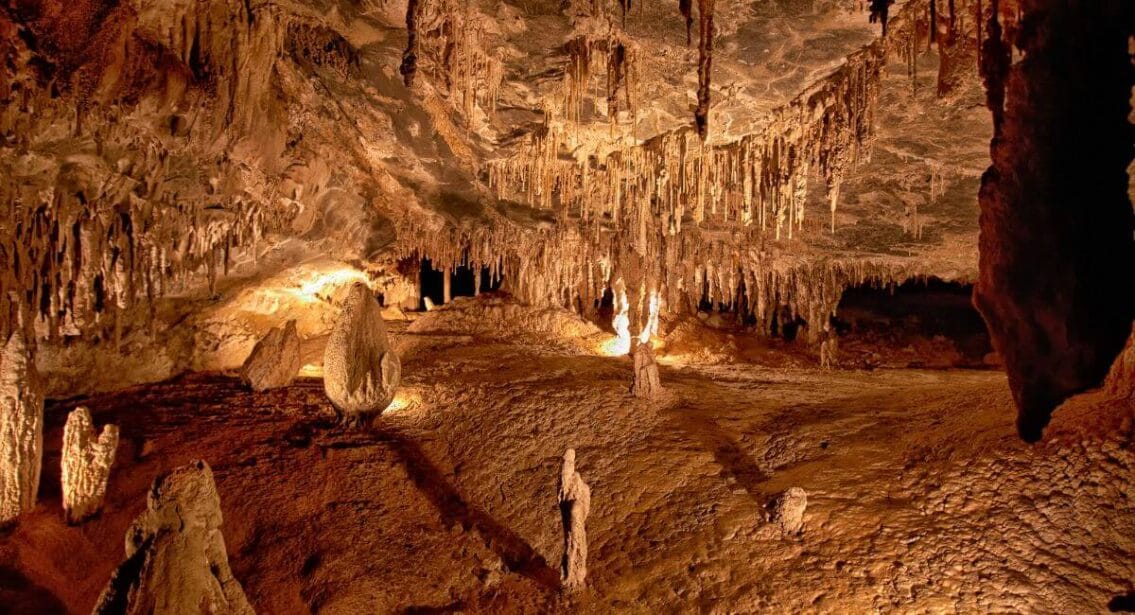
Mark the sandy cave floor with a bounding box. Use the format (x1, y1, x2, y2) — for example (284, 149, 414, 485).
(2, 318, 1134, 614)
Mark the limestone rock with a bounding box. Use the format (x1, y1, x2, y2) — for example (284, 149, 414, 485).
(1103, 323, 1135, 399)
(323, 283, 401, 421)
(240, 320, 301, 391)
(61, 406, 119, 524)
(558, 448, 591, 592)
(769, 487, 808, 535)
(630, 340, 663, 399)
(92, 460, 253, 615)
(0, 331, 44, 525)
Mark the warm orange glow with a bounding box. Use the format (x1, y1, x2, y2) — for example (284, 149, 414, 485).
(299, 363, 323, 377)
(383, 390, 422, 414)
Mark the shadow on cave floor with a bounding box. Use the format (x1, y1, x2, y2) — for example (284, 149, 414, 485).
(0, 565, 68, 615)
(372, 425, 561, 592)
(1110, 592, 1135, 612)
(660, 400, 771, 508)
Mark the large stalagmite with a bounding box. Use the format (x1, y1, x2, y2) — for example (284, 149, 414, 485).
(974, 0, 1135, 441)
(92, 460, 253, 615)
(61, 407, 119, 524)
(240, 320, 302, 391)
(323, 283, 402, 422)
(0, 331, 44, 525)
(558, 448, 591, 592)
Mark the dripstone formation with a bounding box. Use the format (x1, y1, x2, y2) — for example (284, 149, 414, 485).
(240, 319, 302, 391)
(92, 460, 253, 615)
(323, 283, 402, 422)
(631, 340, 663, 399)
(61, 407, 119, 524)
(558, 448, 591, 592)
(0, 331, 43, 525)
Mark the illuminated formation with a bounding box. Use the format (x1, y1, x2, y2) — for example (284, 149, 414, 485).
(630, 340, 663, 400)
(61, 407, 119, 524)
(559, 448, 591, 592)
(240, 320, 302, 392)
(323, 283, 402, 423)
(92, 460, 253, 615)
(0, 331, 43, 525)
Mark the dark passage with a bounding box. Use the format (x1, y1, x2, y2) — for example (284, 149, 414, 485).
(419, 257, 502, 310)
(832, 278, 994, 369)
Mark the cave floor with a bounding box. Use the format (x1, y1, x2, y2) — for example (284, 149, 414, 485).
(3, 326, 1134, 614)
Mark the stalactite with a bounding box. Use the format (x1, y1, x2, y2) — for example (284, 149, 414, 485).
(978, 0, 1009, 135)
(679, 0, 694, 46)
(695, 0, 715, 140)
(401, 0, 421, 87)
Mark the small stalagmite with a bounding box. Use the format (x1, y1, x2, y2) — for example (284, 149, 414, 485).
(61, 407, 119, 524)
(631, 340, 663, 399)
(240, 319, 302, 391)
(92, 460, 254, 615)
(323, 283, 402, 423)
(0, 330, 44, 525)
(769, 487, 808, 535)
(558, 448, 591, 592)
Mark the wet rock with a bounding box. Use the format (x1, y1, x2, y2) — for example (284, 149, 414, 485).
(630, 340, 663, 399)
(323, 283, 401, 422)
(558, 448, 591, 592)
(240, 319, 301, 391)
(0, 331, 44, 525)
(92, 460, 253, 615)
(770, 487, 807, 535)
(61, 407, 119, 524)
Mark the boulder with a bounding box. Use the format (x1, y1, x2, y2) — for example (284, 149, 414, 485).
(240, 319, 301, 391)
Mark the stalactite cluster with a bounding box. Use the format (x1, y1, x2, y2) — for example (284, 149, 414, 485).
(0, 1, 368, 342)
(398, 218, 947, 343)
(562, 32, 639, 126)
(491, 36, 887, 240)
(415, 0, 972, 343)
(398, 0, 504, 123)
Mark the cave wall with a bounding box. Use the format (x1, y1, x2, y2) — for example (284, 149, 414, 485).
(975, 0, 1135, 441)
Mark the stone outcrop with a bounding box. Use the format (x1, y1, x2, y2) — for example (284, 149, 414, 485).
(558, 448, 591, 592)
(323, 283, 402, 422)
(61, 407, 119, 524)
(975, 0, 1135, 441)
(630, 340, 663, 399)
(769, 487, 808, 535)
(0, 331, 44, 525)
(92, 460, 253, 615)
(240, 320, 302, 391)
(1103, 324, 1135, 399)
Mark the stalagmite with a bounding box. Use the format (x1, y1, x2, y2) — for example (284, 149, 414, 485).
(630, 340, 663, 399)
(558, 448, 591, 592)
(0, 331, 43, 525)
(240, 320, 302, 391)
(323, 283, 402, 423)
(61, 407, 119, 524)
(92, 460, 254, 615)
(819, 336, 839, 369)
(769, 487, 807, 535)
(443, 267, 453, 304)
(1103, 324, 1135, 399)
